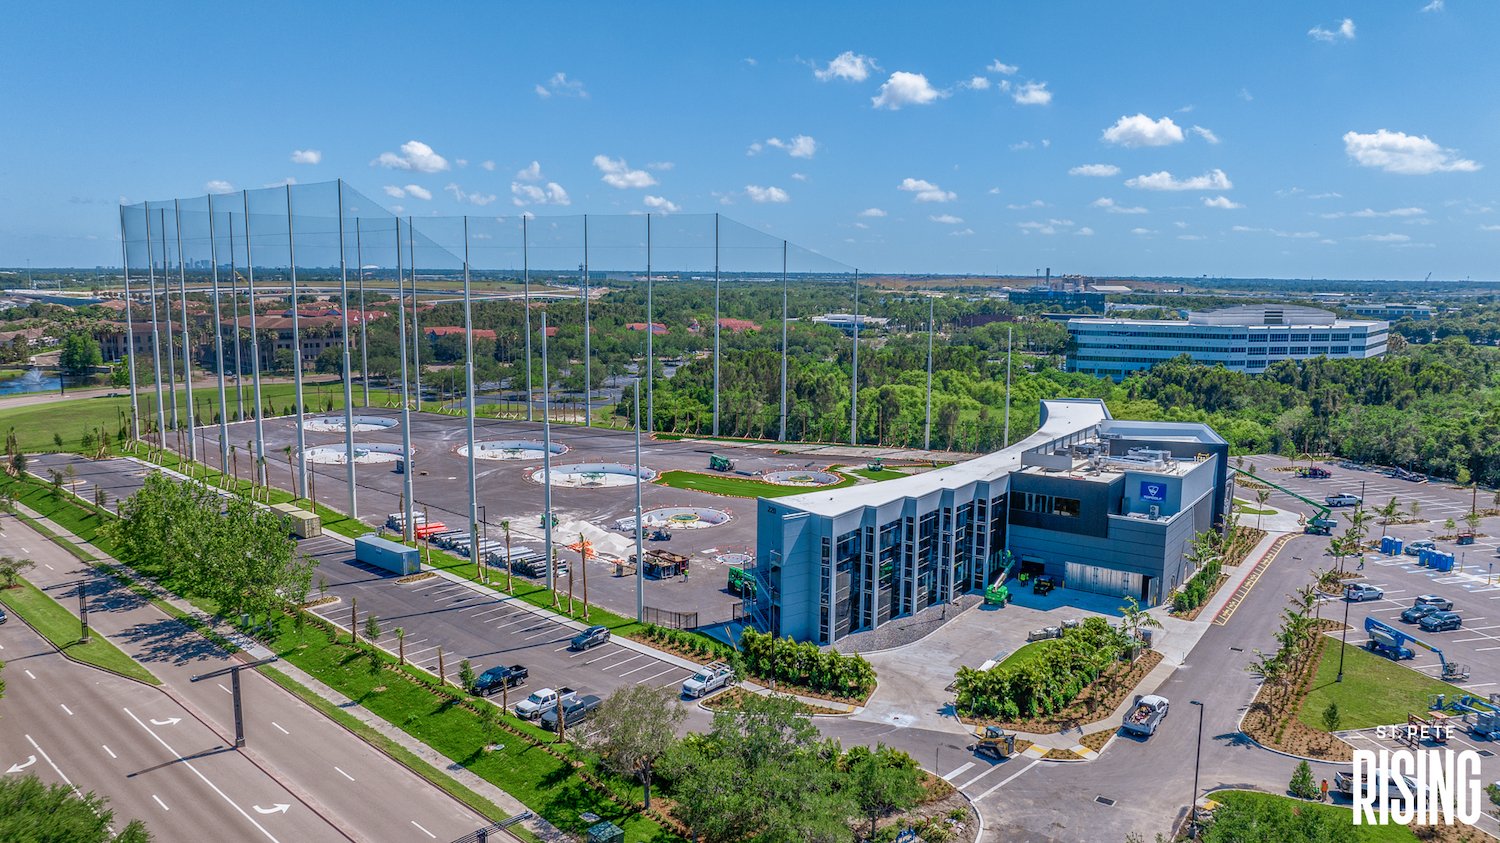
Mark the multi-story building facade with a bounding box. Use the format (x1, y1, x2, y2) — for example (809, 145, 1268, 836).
(750, 399, 1230, 644)
(1067, 304, 1387, 380)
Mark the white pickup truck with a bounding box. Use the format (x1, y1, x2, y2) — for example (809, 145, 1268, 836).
(681, 662, 734, 698)
(1123, 694, 1169, 737)
(514, 687, 576, 721)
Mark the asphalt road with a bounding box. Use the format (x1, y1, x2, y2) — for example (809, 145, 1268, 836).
(0, 514, 491, 843)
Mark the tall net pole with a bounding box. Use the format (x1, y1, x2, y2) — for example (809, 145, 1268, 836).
(143, 203, 166, 445)
(117, 205, 140, 442)
(355, 217, 369, 408)
(779, 240, 788, 442)
(336, 180, 358, 518)
(395, 219, 415, 541)
(645, 214, 653, 434)
(227, 212, 244, 419)
(634, 379, 644, 622)
(850, 268, 859, 446)
(541, 310, 555, 595)
(408, 218, 420, 413)
(523, 215, 532, 423)
(161, 209, 178, 433)
(712, 213, 720, 437)
(286, 186, 308, 500)
(242, 191, 267, 484)
(174, 200, 196, 463)
(582, 215, 591, 427)
(925, 296, 934, 451)
(462, 216, 480, 569)
(207, 193, 230, 471)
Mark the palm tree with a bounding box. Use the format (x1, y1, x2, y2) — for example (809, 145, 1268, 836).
(1409, 500, 1422, 522)
(283, 445, 298, 500)
(1255, 489, 1271, 532)
(1377, 497, 1400, 535)
(1119, 596, 1161, 658)
(500, 519, 513, 593)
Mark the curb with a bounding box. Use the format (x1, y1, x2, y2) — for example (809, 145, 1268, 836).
(0, 584, 160, 689)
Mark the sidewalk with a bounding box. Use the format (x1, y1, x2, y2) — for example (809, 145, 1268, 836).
(10, 502, 559, 843)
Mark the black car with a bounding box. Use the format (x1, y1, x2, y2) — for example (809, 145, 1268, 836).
(570, 625, 611, 651)
(471, 664, 528, 696)
(540, 694, 602, 732)
(1033, 576, 1057, 596)
(1419, 611, 1463, 633)
(1400, 604, 1439, 624)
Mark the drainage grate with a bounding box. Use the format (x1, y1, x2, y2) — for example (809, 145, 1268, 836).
(1230, 646, 1244, 652)
(1095, 796, 1116, 807)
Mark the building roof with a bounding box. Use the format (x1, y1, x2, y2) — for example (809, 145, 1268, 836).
(718, 317, 759, 332)
(769, 398, 1113, 518)
(626, 322, 668, 335)
(426, 326, 497, 340)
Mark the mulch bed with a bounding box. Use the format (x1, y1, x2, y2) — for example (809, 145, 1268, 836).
(960, 650, 1164, 734)
(700, 686, 845, 716)
(1080, 728, 1116, 752)
(1172, 574, 1230, 622)
(1043, 747, 1084, 761)
(1241, 634, 1353, 762)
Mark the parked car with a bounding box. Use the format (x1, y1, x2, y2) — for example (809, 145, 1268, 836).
(514, 687, 576, 721)
(0, 606, 6, 625)
(1400, 604, 1440, 624)
(1405, 540, 1437, 557)
(1419, 611, 1463, 633)
(540, 694, 603, 732)
(471, 664, 528, 696)
(1413, 594, 1453, 611)
(1345, 583, 1384, 602)
(1032, 575, 1058, 596)
(681, 662, 735, 698)
(1325, 494, 1363, 507)
(570, 625, 611, 651)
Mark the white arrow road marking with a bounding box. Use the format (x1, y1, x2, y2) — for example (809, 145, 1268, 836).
(6, 755, 37, 774)
(24, 736, 79, 797)
(123, 707, 281, 843)
(148, 717, 181, 726)
(253, 804, 291, 815)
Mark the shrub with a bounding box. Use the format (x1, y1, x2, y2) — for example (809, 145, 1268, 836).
(1289, 760, 1320, 800)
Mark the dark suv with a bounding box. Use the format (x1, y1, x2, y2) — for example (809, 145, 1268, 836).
(1400, 604, 1439, 624)
(1419, 611, 1463, 633)
(570, 625, 611, 651)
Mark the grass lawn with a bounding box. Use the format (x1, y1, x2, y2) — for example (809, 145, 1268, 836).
(847, 466, 908, 482)
(0, 575, 160, 685)
(1207, 791, 1419, 842)
(1298, 635, 1464, 731)
(997, 640, 1056, 670)
(654, 468, 857, 499)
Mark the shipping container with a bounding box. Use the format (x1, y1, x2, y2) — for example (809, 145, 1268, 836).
(356, 535, 421, 576)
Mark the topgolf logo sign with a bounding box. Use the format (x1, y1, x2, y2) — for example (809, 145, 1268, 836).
(1351, 749, 1483, 825)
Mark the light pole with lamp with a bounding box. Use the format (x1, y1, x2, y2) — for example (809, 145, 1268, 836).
(1337, 593, 1352, 682)
(1189, 699, 1205, 839)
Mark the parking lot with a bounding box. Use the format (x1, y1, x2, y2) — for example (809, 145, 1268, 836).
(1242, 455, 1500, 690)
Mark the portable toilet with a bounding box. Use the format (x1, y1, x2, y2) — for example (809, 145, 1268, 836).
(1438, 553, 1455, 573)
(1419, 548, 1432, 568)
(1392, 538, 1404, 556)
(394, 458, 406, 474)
(1380, 537, 1392, 555)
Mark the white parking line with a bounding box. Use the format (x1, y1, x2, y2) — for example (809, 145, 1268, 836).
(102, 744, 116, 759)
(522, 627, 558, 641)
(153, 794, 169, 811)
(59, 703, 73, 716)
(335, 766, 355, 782)
(943, 761, 976, 781)
(411, 820, 436, 839)
(599, 654, 646, 672)
(272, 722, 289, 735)
(620, 661, 660, 678)
(636, 667, 678, 685)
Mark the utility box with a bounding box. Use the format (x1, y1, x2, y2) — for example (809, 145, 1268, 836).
(270, 503, 322, 539)
(586, 821, 624, 843)
(356, 534, 421, 576)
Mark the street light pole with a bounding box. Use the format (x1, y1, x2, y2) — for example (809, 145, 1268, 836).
(1189, 699, 1204, 839)
(1337, 594, 1351, 682)
(77, 580, 89, 643)
(190, 656, 278, 748)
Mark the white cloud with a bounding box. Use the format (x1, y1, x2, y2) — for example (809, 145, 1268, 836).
(405, 184, 432, 201)
(962, 76, 991, 91)
(373, 140, 450, 173)
(1202, 196, 1242, 209)
(1178, 234, 1206, 241)
(1189, 125, 1221, 144)
(1012, 81, 1052, 106)
(510, 181, 570, 207)
(1130, 227, 1156, 235)
(481, 160, 496, 171)
(815, 51, 877, 82)
(1480, 224, 1500, 232)
(746, 142, 763, 156)
(1007, 199, 1046, 210)
(263, 177, 297, 188)
(205, 180, 234, 194)
(1174, 221, 1190, 229)
(1308, 191, 1341, 199)
(745, 185, 790, 203)
(858, 207, 887, 218)
(383, 185, 406, 198)
(950, 228, 975, 237)
(1070, 164, 1120, 177)
(1239, 87, 1254, 102)
(444, 184, 498, 206)
(593, 155, 657, 188)
(1309, 18, 1356, 42)
(765, 135, 818, 158)
(1018, 221, 1062, 235)
(872, 72, 945, 110)
(1009, 141, 1035, 152)
(1075, 227, 1095, 236)
(1358, 233, 1411, 242)
(1423, 0, 1444, 11)
(290, 149, 322, 165)
(1092, 197, 1148, 214)
(515, 161, 543, 182)
(1321, 207, 1426, 219)
(1102, 114, 1185, 147)
(647, 161, 674, 171)
(1126, 168, 1233, 191)
(535, 72, 587, 98)
(456, 159, 468, 168)
(929, 214, 964, 224)
(987, 59, 1018, 75)
(987, 187, 1002, 194)
(1343, 129, 1481, 174)
(898, 177, 956, 203)
(791, 172, 808, 181)
(643, 195, 680, 214)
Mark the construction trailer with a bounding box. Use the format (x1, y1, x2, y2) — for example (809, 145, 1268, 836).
(630, 549, 690, 579)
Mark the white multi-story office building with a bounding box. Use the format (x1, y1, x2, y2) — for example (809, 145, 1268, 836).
(1067, 304, 1388, 380)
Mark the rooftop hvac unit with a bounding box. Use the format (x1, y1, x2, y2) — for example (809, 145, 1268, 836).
(1149, 505, 1160, 520)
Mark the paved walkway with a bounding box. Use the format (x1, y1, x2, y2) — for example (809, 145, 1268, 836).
(12, 501, 558, 843)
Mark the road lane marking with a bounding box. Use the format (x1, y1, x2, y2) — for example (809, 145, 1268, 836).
(59, 703, 73, 716)
(24, 670, 35, 680)
(24, 735, 77, 795)
(411, 820, 437, 839)
(272, 722, 289, 735)
(218, 683, 232, 695)
(973, 758, 1043, 802)
(943, 761, 975, 781)
(153, 794, 169, 811)
(102, 745, 116, 759)
(122, 707, 282, 843)
(334, 766, 354, 782)
(636, 667, 677, 685)
(43, 563, 54, 570)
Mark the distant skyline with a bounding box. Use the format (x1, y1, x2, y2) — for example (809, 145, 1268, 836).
(3, 2, 1497, 279)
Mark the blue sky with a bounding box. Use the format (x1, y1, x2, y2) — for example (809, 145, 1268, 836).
(4, 1, 1498, 279)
